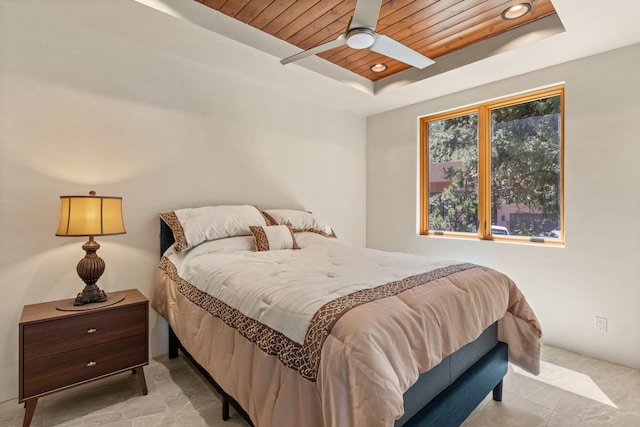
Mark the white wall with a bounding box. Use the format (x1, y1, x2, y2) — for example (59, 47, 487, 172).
(0, 1, 366, 402)
(367, 43, 640, 370)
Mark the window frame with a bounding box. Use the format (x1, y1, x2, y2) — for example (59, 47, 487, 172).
(419, 85, 565, 244)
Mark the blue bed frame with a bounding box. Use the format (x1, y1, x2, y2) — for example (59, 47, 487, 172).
(160, 220, 507, 426)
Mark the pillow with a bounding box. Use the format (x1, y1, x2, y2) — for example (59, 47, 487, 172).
(160, 205, 267, 252)
(261, 209, 336, 238)
(250, 224, 300, 251)
(164, 236, 255, 259)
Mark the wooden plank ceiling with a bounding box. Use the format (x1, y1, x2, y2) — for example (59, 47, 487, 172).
(195, 0, 556, 81)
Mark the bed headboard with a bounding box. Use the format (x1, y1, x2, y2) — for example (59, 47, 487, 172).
(160, 219, 175, 257)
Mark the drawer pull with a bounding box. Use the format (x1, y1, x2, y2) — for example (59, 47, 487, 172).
(87, 361, 97, 367)
(87, 328, 97, 334)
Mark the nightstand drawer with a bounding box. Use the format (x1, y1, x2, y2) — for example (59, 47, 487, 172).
(22, 333, 146, 398)
(23, 303, 146, 360)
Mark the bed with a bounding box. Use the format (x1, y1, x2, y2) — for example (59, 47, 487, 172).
(152, 205, 542, 427)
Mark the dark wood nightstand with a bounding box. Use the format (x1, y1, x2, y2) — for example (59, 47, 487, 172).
(18, 288, 148, 427)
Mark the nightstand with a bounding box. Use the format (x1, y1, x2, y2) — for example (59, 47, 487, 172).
(18, 288, 148, 427)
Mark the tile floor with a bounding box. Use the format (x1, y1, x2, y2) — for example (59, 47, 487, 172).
(1, 345, 638, 426)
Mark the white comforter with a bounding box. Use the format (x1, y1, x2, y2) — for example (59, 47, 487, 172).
(165, 232, 457, 345)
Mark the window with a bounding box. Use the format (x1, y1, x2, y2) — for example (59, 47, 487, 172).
(420, 85, 564, 243)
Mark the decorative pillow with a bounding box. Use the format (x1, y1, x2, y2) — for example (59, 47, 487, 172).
(160, 205, 267, 252)
(261, 209, 336, 238)
(250, 224, 300, 251)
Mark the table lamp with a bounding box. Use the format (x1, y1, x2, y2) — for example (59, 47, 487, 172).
(56, 191, 126, 307)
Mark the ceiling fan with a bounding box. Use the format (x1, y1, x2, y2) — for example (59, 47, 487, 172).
(280, 0, 435, 70)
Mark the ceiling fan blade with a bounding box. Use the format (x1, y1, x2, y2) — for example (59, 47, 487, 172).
(280, 34, 347, 65)
(350, 0, 383, 30)
(370, 34, 435, 69)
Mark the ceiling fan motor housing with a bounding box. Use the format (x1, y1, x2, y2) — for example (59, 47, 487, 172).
(346, 28, 376, 49)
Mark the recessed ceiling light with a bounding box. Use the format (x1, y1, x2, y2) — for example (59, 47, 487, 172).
(370, 63, 388, 73)
(501, 3, 532, 20)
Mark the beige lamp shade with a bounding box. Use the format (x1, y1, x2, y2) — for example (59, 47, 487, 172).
(56, 192, 126, 237)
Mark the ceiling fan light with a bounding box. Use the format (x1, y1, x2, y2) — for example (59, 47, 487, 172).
(370, 63, 388, 72)
(501, 3, 532, 20)
(347, 29, 376, 49)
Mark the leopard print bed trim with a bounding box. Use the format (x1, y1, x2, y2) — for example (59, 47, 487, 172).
(159, 211, 187, 252)
(159, 257, 477, 381)
(250, 225, 271, 251)
(260, 210, 278, 226)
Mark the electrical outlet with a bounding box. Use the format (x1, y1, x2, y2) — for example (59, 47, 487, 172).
(596, 316, 608, 333)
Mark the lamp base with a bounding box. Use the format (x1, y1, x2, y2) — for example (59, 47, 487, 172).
(56, 292, 125, 311)
(75, 287, 107, 305)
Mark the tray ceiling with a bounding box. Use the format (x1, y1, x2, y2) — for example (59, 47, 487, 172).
(195, 0, 557, 81)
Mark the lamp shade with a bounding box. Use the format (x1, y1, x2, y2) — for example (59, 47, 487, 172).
(56, 192, 126, 237)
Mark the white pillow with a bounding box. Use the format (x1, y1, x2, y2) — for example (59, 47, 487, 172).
(250, 224, 299, 251)
(160, 205, 266, 252)
(261, 209, 336, 238)
(164, 236, 255, 260)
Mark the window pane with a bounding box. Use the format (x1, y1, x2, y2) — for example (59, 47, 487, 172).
(428, 113, 478, 233)
(490, 95, 562, 238)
